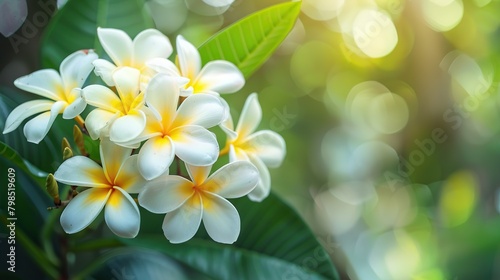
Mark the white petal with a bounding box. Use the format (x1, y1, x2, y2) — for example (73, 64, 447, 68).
(117, 107, 163, 147)
(104, 187, 140, 238)
(85, 109, 119, 140)
(60, 188, 111, 234)
(203, 161, 258, 198)
(219, 99, 238, 141)
(97, 27, 133, 67)
(138, 136, 175, 180)
(100, 138, 132, 182)
(23, 101, 66, 144)
(229, 145, 250, 162)
(195, 61, 244, 94)
(54, 156, 110, 188)
(14, 69, 63, 101)
(3, 100, 53, 134)
(173, 94, 224, 128)
(109, 110, 146, 143)
(176, 35, 201, 79)
(82, 84, 122, 113)
(243, 130, 286, 168)
(115, 155, 146, 193)
(133, 29, 173, 67)
(62, 96, 86, 119)
(170, 125, 219, 166)
(185, 164, 211, 186)
(247, 155, 271, 202)
(162, 193, 202, 243)
(59, 49, 98, 90)
(235, 93, 261, 139)
(139, 175, 194, 214)
(112, 67, 141, 102)
(145, 73, 179, 126)
(93, 59, 117, 86)
(202, 192, 240, 244)
(146, 57, 181, 77)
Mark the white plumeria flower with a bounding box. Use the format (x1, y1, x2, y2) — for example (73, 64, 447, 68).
(54, 139, 146, 238)
(82, 67, 146, 143)
(3, 50, 97, 143)
(146, 35, 244, 96)
(221, 93, 286, 202)
(139, 161, 258, 243)
(93, 27, 172, 88)
(118, 73, 225, 180)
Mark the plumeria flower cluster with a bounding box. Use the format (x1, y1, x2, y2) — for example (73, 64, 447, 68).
(3, 27, 286, 243)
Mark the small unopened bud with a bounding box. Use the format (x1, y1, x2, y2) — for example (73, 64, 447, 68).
(61, 137, 71, 152)
(45, 174, 61, 206)
(63, 147, 73, 161)
(73, 125, 88, 156)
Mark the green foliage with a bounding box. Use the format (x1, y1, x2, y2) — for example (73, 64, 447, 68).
(198, 1, 301, 78)
(40, 0, 154, 68)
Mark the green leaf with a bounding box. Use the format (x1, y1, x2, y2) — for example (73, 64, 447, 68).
(198, 1, 301, 78)
(0, 141, 46, 184)
(40, 0, 154, 68)
(124, 192, 339, 280)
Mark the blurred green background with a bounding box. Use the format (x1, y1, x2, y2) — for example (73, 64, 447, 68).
(2, 0, 500, 279)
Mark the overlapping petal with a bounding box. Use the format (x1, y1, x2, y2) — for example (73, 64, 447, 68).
(139, 175, 194, 213)
(85, 109, 119, 140)
(82, 85, 123, 113)
(100, 138, 132, 182)
(109, 109, 146, 143)
(137, 136, 175, 180)
(113, 67, 141, 103)
(186, 164, 211, 186)
(62, 95, 86, 119)
(97, 27, 133, 67)
(104, 187, 140, 238)
(54, 156, 109, 188)
(247, 155, 271, 202)
(146, 58, 180, 77)
(170, 125, 219, 166)
(23, 101, 66, 144)
(194, 61, 244, 94)
(59, 49, 98, 91)
(3, 100, 53, 134)
(115, 155, 145, 193)
(133, 29, 172, 67)
(60, 188, 111, 234)
(162, 193, 202, 244)
(202, 192, 240, 244)
(242, 130, 286, 168)
(173, 94, 225, 128)
(235, 93, 262, 139)
(203, 161, 258, 198)
(176, 35, 201, 79)
(145, 73, 179, 124)
(93, 59, 116, 86)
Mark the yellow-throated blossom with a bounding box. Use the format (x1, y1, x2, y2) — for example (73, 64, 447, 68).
(138, 161, 258, 243)
(54, 139, 146, 238)
(92, 27, 172, 88)
(117, 73, 225, 180)
(3, 50, 97, 143)
(146, 35, 244, 96)
(220, 93, 286, 201)
(82, 67, 146, 143)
